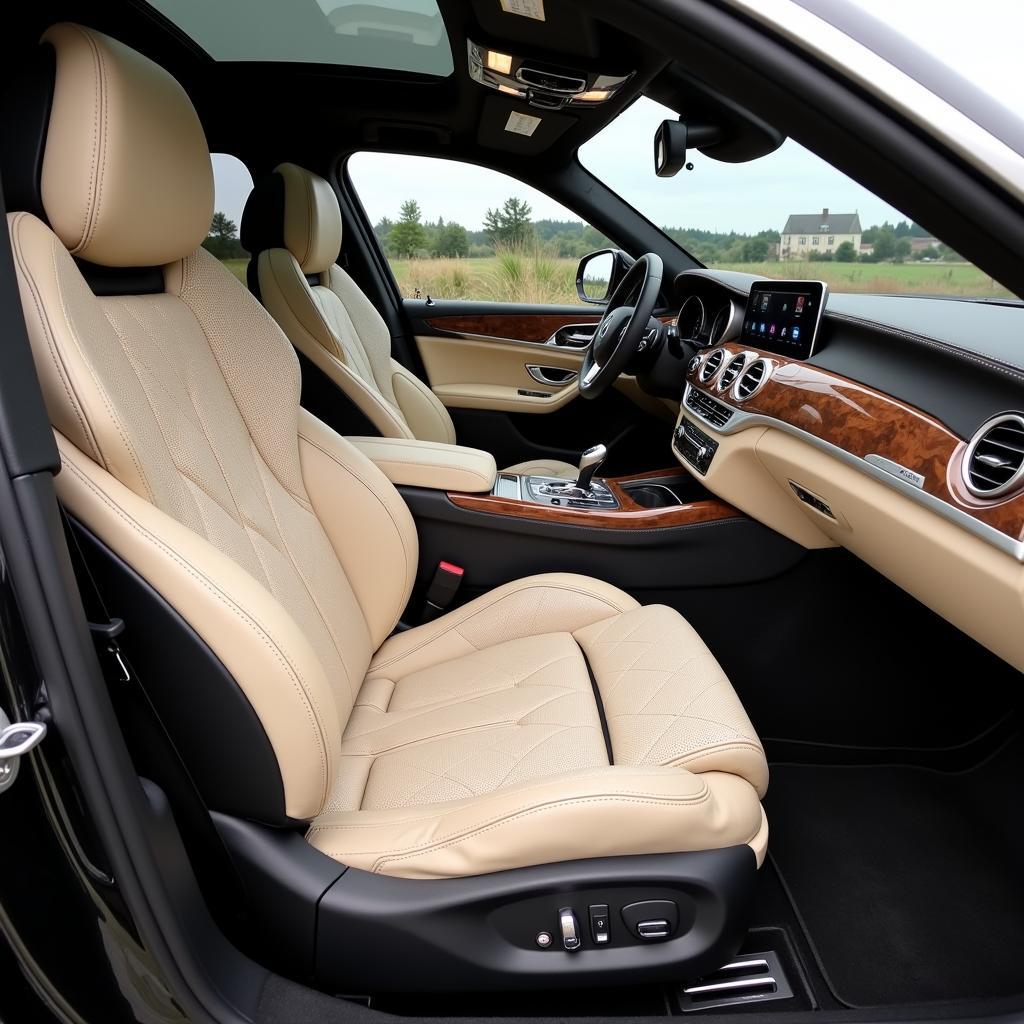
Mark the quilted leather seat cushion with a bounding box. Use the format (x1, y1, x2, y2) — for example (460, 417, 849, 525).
(307, 574, 768, 878)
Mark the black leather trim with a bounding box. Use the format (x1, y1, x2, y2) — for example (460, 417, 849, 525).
(71, 518, 299, 828)
(74, 259, 165, 296)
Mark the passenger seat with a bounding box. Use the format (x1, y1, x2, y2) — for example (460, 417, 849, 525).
(240, 163, 578, 479)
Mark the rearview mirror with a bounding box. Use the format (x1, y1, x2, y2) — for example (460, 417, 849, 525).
(654, 119, 727, 176)
(576, 248, 632, 304)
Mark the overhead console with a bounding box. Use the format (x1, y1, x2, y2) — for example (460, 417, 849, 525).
(467, 40, 632, 111)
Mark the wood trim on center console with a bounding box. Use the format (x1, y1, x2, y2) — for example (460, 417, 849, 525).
(448, 470, 743, 530)
(688, 345, 1024, 544)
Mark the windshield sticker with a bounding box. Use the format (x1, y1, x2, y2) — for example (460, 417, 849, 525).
(499, 0, 546, 21)
(505, 111, 542, 136)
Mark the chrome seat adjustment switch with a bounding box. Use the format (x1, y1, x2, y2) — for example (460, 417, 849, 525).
(558, 907, 581, 951)
(637, 919, 671, 939)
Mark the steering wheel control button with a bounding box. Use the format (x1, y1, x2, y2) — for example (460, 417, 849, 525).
(589, 904, 611, 944)
(559, 907, 581, 951)
(621, 900, 679, 942)
(535, 931, 553, 949)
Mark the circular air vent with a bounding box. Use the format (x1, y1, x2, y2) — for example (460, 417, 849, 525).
(733, 358, 771, 401)
(698, 349, 725, 383)
(962, 413, 1024, 499)
(717, 353, 749, 392)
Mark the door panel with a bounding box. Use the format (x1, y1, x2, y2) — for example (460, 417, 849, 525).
(406, 299, 675, 474)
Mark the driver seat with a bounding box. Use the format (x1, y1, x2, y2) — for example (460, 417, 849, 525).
(241, 163, 578, 479)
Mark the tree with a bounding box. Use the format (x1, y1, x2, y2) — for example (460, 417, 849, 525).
(434, 222, 469, 258)
(484, 196, 534, 246)
(202, 210, 245, 259)
(835, 240, 857, 262)
(871, 227, 897, 261)
(893, 238, 912, 263)
(741, 237, 769, 262)
(389, 199, 427, 258)
(373, 216, 394, 246)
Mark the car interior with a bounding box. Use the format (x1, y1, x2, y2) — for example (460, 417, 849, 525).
(0, 1, 1022, 1023)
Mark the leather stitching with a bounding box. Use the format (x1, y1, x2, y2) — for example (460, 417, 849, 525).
(61, 455, 332, 809)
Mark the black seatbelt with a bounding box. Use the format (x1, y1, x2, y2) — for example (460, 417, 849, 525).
(60, 510, 245, 912)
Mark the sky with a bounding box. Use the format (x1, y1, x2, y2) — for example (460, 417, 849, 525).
(211, 0, 1023, 236)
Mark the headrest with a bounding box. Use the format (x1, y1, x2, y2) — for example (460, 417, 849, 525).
(37, 23, 214, 267)
(240, 163, 342, 274)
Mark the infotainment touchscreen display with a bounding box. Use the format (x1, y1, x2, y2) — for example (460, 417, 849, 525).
(740, 280, 827, 361)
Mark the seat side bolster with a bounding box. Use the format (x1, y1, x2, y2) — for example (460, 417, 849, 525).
(574, 605, 769, 797)
(297, 411, 418, 650)
(259, 250, 414, 440)
(56, 435, 342, 821)
(307, 767, 766, 878)
(390, 361, 457, 445)
(367, 573, 639, 682)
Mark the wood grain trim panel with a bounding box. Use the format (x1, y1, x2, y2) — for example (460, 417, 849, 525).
(689, 345, 1024, 543)
(422, 313, 601, 344)
(448, 470, 743, 530)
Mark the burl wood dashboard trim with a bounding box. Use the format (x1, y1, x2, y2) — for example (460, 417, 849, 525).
(687, 345, 1024, 544)
(422, 312, 601, 345)
(448, 470, 743, 530)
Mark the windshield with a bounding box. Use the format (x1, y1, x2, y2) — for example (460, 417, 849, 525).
(580, 97, 1012, 299)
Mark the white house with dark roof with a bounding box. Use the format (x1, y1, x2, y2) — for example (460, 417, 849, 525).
(780, 208, 861, 258)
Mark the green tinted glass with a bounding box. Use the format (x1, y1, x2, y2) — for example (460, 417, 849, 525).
(147, 0, 453, 76)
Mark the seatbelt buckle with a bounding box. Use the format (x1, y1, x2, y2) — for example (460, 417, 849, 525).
(423, 561, 464, 622)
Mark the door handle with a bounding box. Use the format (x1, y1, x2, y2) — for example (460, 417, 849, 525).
(526, 365, 576, 387)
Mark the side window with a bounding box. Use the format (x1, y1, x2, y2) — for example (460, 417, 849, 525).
(204, 154, 254, 284)
(347, 153, 610, 303)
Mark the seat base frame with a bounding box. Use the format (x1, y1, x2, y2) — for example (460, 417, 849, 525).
(215, 813, 758, 993)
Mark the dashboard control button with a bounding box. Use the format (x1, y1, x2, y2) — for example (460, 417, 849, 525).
(589, 904, 610, 944)
(536, 930, 553, 949)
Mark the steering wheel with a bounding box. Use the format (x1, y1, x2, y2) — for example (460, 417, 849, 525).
(579, 252, 664, 399)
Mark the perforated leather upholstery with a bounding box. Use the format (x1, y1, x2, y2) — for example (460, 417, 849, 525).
(9, 23, 768, 878)
(242, 164, 578, 478)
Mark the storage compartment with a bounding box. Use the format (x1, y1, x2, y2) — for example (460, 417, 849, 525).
(620, 472, 712, 509)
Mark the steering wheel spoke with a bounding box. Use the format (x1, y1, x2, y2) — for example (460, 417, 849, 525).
(578, 254, 663, 399)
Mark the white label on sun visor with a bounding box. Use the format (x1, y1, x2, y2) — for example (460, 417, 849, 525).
(500, 0, 546, 21)
(505, 111, 542, 137)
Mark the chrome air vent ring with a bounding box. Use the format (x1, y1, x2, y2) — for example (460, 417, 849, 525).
(717, 352, 752, 392)
(698, 348, 725, 384)
(962, 413, 1024, 499)
(732, 358, 772, 402)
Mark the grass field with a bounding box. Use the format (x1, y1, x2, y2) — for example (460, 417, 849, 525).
(222, 254, 1013, 303)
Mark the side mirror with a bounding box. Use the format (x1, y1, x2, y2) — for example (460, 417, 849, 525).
(576, 248, 631, 304)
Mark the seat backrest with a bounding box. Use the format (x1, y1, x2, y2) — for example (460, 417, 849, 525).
(241, 163, 456, 445)
(7, 23, 418, 823)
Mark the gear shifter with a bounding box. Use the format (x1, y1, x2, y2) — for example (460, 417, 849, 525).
(576, 444, 607, 493)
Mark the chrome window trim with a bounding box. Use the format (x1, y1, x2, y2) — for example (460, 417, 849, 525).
(681, 381, 1024, 562)
(721, 0, 1024, 205)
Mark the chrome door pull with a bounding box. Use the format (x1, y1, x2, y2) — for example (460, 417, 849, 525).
(526, 365, 575, 387)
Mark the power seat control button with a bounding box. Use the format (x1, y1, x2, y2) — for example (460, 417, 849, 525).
(621, 899, 679, 942)
(558, 907, 581, 951)
(637, 919, 671, 939)
(589, 904, 610, 945)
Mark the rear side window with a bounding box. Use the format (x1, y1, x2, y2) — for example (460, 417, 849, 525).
(204, 154, 253, 284)
(348, 152, 610, 303)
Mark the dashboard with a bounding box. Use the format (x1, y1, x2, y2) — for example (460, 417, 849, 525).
(657, 270, 1024, 673)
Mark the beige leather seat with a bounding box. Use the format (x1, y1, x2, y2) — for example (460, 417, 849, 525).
(241, 163, 579, 480)
(9, 23, 767, 879)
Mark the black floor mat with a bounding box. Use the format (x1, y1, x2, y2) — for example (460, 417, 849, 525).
(765, 735, 1024, 1008)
